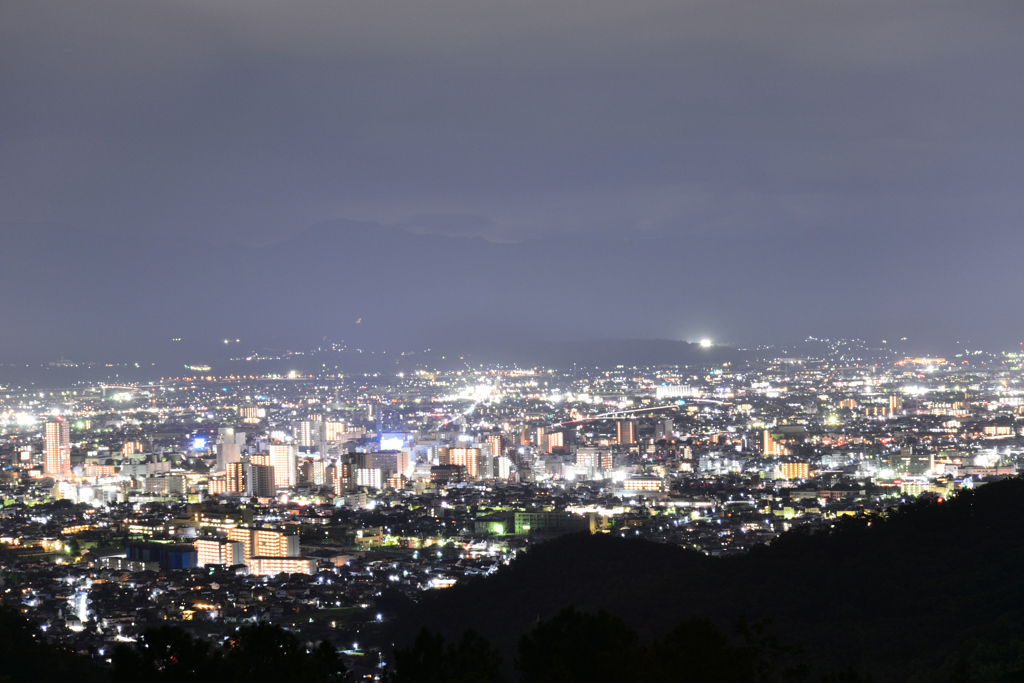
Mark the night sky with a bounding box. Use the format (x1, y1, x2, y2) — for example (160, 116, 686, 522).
(2, 1, 1023, 361)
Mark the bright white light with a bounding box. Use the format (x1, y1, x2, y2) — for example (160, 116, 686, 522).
(700, 339, 713, 348)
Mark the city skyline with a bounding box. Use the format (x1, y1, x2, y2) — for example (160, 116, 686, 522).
(3, 338, 1024, 679)
(4, 1, 1024, 680)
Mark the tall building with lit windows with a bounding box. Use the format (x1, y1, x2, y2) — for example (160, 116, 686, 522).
(356, 467, 384, 490)
(248, 557, 316, 576)
(763, 429, 789, 457)
(779, 462, 809, 480)
(450, 447, 481, 479)
(298, 420, 321, 448)
(329, 460, 355, 495)
(323, 420, 347, 442)
(888, 395, 903, 417)
(195, 538, 245, 566)
(245, 463, 276, 498)
(495, 456, 512, 479)
(44, 419, 71, 478)
(616, 420, 637, 446)
(268, 444, 297, 489)
(226, 526, 299, 561)
(226, 462, 246, 493)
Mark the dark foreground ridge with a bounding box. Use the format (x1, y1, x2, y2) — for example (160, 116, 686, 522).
(389, 477, 1024, 683)
(7, 479, 1024, 681)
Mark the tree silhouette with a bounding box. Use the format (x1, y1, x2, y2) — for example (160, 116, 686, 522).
(647, 616, 756, 682)
(0, 606, 105, 683)
(391, 627, 507, 683)
(112, 621, 348, 683)
(112, 624, 217, 683)
(515, 606, 641, 683)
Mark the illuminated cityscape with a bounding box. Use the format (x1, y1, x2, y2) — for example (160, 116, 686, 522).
(3, 0, 1022, 678)
(2, 337, 1024, 675)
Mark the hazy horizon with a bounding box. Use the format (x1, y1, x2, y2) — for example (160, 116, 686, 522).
(3, 1, 1021, 366)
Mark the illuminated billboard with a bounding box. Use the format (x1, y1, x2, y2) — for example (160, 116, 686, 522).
(380, 433, 408, 451)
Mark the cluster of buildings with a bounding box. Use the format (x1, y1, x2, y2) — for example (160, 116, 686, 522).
(2, 337, 1024, 660)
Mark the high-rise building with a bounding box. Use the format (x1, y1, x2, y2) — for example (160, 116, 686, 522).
(654, 418, 674, 441)
(450, 447, 482, 478)
(487, 435, 503, 459)
(208, 476, 229, 496)
(44, 419, 70, 478)
(320, 421, 347, 445)
(763, 429, 788, 457)
(239, 405, 264, 423)
(311, 459, 326, 486)
(329, 461, 355, 496)
(576, 447, 612, 471)
(268, 444, 297, 489)
(216, 443, 241, 471)
(364, 451, 401, 475)
(248, 557, 317, 576)
(889, 395, 903, 417)
(225, 526, 299, 561)
(616, 420, 637, 446)
(477, 443, 493, 478)
(429, 464, 467, 484)
(547, 431, 565, 451)
(495, 455, 512, 479)
(245, 463, 276, 498)
(250, 453, 272, 467)
(298, 419, 321, 448)
(398, 451, 412, 477)
(356, 467, 384, 490)
(195, 538, 245, 566)
(779, 462, 809, 480)
(253, 528, 299, 557)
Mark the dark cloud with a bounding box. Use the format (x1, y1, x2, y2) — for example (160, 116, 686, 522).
(2, 0, 1021, 245)
(1, 1, 1023, 358)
